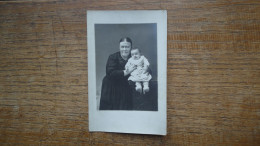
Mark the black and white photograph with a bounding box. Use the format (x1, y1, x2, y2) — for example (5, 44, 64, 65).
(95, 24, 158, 111)
(88, 10, 167, 135)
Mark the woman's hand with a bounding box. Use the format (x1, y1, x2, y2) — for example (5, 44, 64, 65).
(128, 65, 137, 73)
(124, 65, 136, 76)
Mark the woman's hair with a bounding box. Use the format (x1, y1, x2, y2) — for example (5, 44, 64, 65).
(119, 37, 132, 45)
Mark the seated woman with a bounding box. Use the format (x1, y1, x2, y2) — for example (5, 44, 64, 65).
(99, 37, 136, 110)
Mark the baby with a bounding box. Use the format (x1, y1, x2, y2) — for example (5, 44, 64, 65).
(125, 48, 152, 94)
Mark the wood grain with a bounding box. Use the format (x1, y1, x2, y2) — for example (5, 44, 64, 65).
(0, 0, 259, 145)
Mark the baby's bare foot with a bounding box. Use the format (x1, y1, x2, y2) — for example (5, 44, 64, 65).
(136, 86, 142, 94)
(143, 86, 149, 94)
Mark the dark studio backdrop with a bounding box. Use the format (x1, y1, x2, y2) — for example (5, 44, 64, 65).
(95, 24, 157, 109)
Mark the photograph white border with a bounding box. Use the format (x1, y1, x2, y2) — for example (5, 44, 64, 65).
(87, 10, 167, 135)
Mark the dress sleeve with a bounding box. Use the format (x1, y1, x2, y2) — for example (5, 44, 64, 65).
(106, 54, 124, 78)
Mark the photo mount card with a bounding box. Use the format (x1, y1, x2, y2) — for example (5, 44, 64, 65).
(87, 10, 167, 135)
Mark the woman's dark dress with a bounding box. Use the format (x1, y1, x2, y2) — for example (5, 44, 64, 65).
(99, 52, 132, 110)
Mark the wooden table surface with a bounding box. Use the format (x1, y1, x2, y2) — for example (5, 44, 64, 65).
(0, 0, 259, 145)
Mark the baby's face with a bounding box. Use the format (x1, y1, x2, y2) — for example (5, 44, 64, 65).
(131, 49, 141, 60)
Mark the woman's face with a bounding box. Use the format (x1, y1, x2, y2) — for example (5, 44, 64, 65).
(119, 42, 131, 57)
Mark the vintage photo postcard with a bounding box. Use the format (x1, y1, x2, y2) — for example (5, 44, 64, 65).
(87, 10, 167, 135)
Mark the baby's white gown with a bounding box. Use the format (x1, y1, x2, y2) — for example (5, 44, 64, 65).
(125, 56, 152, 82)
